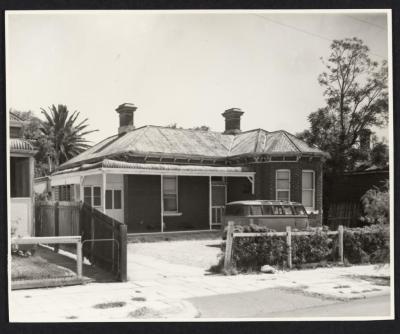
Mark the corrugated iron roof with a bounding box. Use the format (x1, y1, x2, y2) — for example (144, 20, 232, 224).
(59, 125, 327, 170)
(10, 138, 36, 154)
(53, 159, 253, 176)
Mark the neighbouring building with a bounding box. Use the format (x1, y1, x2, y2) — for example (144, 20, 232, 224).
(9, 112, 36, 237)
(49, 103, 328, 233)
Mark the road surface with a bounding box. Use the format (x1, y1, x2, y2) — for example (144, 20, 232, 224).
(188, 288, 391, 318)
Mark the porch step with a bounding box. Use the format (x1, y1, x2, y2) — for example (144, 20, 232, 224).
(127, 229, 222, 243)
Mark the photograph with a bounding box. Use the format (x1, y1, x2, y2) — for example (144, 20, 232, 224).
(6, 9, 393, 321)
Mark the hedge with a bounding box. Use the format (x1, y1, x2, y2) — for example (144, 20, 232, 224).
(225, 224, 389, 272)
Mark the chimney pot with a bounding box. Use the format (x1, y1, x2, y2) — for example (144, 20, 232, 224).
(116, 103, 137, 135)
(222, 108, 244, 134)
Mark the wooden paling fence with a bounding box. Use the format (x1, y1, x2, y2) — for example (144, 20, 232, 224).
(35, 201, 127, 282)
(80, 202, 127, 281)
(328, 202, 361, 228)
(224, 221, 344, 270)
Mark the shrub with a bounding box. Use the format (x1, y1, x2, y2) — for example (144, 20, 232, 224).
(360, 180, 389, 225)
(292, 232, 335, 264)
(343, 225, 389, 264)
(215, 224, 390, 273)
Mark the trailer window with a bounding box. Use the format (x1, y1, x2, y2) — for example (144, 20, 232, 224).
(273, 205, 284, 215)
(250, 205, 263, 216)
(282, 205, 294, 215)
(262, 205, 273, 215)
(294, 205, 307, 215)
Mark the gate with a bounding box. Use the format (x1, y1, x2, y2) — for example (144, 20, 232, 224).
(35, 201, 127, 281)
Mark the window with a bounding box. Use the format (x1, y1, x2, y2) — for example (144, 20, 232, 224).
(272, 206, 284, 215)
(84, 187, 91, 205)
(250, 205, 263, 216)
(114, 190, 122, 209)
(59, 185, 71, 201)
(106, 190, 113, 209)
(302, 171, 315, 210)
(262, 205, 273, 215)
(276, 170, 290, 201)
(294, 205, 307, 215)
(83, 186, 102, 207)
(282, 205, 294, 215)
(106, 189, 122, 210)
(163, 176, 178, 212)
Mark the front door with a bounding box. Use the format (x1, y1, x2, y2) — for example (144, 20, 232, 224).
(211, 180, 226, 227)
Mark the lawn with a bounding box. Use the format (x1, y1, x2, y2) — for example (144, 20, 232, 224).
(12, 248, 75, 281)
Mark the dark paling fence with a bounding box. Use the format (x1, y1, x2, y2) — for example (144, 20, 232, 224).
(35, 201, 127, 281)
(327, 202, 361, 228)
(80, 202, 127, 281)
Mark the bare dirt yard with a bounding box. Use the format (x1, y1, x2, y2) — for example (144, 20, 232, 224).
(128, 239, 223, 270)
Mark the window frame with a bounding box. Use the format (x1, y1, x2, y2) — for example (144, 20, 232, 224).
(83, 185, 102, 208)
(163, 175, 179, 214)
(302, 170, 315, 211)
(105, 188, 123, 210)
(275, 169, 291, 201)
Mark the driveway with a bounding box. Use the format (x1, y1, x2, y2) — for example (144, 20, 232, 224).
(128, 239, 392, 319)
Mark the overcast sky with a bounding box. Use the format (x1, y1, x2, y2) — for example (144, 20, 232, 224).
(6, 10, 389, 144)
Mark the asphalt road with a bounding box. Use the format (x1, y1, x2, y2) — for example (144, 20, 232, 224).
(188, 289, 391, 319)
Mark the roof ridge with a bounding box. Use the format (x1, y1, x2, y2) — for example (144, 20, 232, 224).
(282, 130, 301, 153)
(145, 124, 228, 136)
(253, 129, 261, 153)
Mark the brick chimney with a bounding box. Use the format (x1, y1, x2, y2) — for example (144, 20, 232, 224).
(116, 103, 137, 135)
(222, 108, 244, 135)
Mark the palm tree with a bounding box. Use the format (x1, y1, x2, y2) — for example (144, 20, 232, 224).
(40, 104, 98, 168)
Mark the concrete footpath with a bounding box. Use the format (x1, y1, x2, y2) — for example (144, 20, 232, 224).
(9, 239, 393, 321)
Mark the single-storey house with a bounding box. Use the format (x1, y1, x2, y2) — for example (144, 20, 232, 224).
(50, 103, 327, 233)
(9, 112, 36, 237)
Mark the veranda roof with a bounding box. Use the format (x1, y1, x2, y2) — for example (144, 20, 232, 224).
(9, 138, 37, 155)
(52, 159, 255, 181)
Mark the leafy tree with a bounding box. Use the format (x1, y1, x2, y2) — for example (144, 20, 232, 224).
(165, 123, 210, 131)
(10, 110, 54, 176)
(299, 37, 388, 173)
(370, 142, 389, 168)
(40, 104, 98, 168)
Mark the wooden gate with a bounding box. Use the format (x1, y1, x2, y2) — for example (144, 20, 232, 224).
(35, 201, 127, 281)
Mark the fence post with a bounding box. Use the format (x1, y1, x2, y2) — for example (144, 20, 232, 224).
(119, 224, 127, 282)
(76, 239, 82, 279)
(90, 206, 95, 262)
(224, 221, 234, 271)
(286, 226, 292, 269)
(338, 225, 344, 264)
(54, 202, 59, 253)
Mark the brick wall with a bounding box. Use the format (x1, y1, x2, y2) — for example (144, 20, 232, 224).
(228, 158, 324, 224)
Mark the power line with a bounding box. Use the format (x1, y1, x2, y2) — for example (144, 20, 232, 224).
(343, 14, 386, 30)
(253, 14, 387, 59)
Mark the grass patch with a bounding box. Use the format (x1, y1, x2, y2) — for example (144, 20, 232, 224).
(131, 297, 146, 302)
(93, 301, 126, 309)
(128, 306, 161, 318)
(12, 254, 74, 281)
